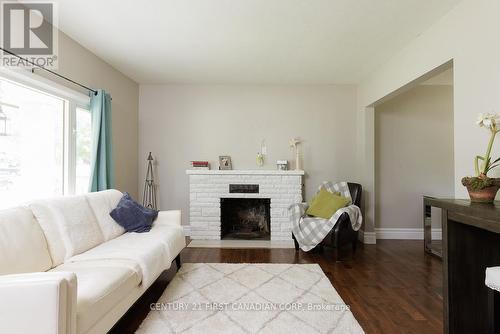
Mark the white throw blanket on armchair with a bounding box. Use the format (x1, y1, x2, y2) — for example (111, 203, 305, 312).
(289, 181, 363, 251)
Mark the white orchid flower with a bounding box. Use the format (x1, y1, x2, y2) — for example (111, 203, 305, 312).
(476, 113, 499, 130)
(473, 112, 500, 177)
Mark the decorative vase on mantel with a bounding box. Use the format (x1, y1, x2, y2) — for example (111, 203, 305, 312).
(462, 113, 500, 203)
(289, 138, 302, 171)
(295, 149, 302, 171)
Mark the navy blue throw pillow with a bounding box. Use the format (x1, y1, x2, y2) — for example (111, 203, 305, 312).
(110, 193, 159, 233)
(122, 193, 159, 221)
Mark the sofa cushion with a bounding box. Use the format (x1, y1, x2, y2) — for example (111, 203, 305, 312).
(50, 260, 141, 334)
(85, 189, 125, 241)
(0, 207, 52, 274)
(67, 223, 185, 288)
(152, 224, 186, 264)
(29, 196, 104, 265)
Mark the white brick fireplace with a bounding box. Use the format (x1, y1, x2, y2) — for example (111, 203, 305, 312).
(186, 170, 304, 240)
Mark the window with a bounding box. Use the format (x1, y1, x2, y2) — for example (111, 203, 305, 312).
(75, 107, 92, 194)
(0, 75, 91, 209)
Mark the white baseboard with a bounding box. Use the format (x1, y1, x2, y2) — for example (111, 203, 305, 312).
(375, 228, 442, 240)
(184, 225, 437, 242)
(359, 229, 377, 244)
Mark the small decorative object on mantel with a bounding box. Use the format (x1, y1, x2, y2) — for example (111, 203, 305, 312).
(219, 155, 232, 170)
(289, 137, 302, 170)
(256, 153, 264, 167)
(190, 161, 210, 170)
(277, 160, 288, 170)
(256, 139, 266, 167)
(142, 152, 157, 210)
(462, 113, 500, 203)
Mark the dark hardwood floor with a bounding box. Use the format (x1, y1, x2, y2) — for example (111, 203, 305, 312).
(111, 240, 443, 334)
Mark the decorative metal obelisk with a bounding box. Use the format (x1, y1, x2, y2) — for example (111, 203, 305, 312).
(142, 152, 157, 210)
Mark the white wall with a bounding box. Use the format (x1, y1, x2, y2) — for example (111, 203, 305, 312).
(357, 0, 500, 240)
(139, 85, 358, 225)
(375, 85, 454, 230)
(35, 32, 140, 197)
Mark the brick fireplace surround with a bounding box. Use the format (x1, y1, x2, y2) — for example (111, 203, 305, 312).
(186, 170, 304, 240)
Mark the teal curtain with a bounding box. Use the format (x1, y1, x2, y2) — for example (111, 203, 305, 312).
(89, 89, 115, 192)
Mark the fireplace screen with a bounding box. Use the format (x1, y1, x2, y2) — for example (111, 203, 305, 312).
(220, 198, 271, 240)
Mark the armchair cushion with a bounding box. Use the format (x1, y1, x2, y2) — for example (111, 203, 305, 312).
(306, 188, 349, 219)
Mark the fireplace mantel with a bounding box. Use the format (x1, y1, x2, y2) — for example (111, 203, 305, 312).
(186, 169, 305, 175)
(187, 169, 304, 241)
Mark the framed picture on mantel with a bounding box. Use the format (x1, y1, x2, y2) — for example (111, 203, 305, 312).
(219, 156, 232, 170)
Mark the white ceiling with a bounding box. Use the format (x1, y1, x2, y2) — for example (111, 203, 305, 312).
(53, 0, 460, 84)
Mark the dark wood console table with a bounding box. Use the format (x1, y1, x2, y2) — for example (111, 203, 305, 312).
(423, 197, 500, 334)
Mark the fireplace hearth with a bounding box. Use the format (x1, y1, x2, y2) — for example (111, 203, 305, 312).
(221, 198, 271, 240)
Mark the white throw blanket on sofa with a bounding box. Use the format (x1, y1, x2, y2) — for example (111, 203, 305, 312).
(67, 224, 173, 287)
(289, 181, 363, 252)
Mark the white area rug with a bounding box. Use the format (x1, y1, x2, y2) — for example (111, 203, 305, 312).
(136, 263, 364, 334)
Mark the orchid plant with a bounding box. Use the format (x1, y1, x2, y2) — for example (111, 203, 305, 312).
(474, 113, 500, 177)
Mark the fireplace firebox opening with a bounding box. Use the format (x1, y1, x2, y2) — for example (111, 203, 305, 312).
(220, 198, 271, 240)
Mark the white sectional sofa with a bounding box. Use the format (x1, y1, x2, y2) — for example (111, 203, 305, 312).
(0, 189, 186, 334)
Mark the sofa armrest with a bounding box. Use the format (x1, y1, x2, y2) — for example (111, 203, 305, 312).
(0, 272, 77, 334)
(156, 210, 182, 227)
